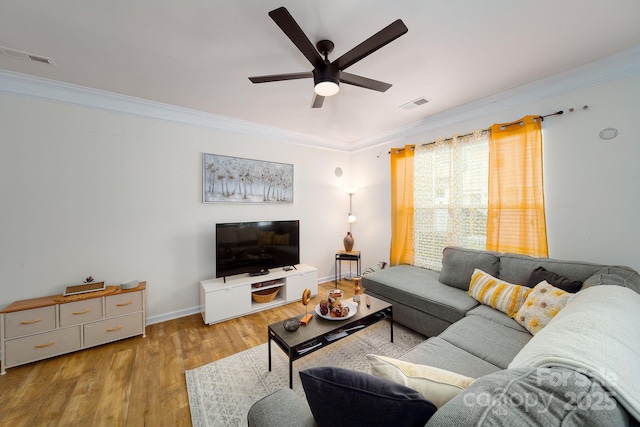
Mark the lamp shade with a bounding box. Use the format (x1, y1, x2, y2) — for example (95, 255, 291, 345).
(345, 187, 358, 195)
(346, 187, 357, 226)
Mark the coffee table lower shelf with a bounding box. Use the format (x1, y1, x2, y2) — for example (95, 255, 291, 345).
(267, 295, 393, 388)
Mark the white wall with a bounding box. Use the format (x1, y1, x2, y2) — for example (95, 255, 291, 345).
(353, 73, 640, 273)
(3, 71, 639, 323)
(0, 93, 352, 321)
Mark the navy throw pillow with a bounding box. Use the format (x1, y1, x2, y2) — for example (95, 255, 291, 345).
(526, 266, 583, 293)
(300, 367, 437, 427)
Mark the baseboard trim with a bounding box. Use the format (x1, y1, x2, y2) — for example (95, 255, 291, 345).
(318, 274, 333, 285)
(146, 306, 201, 325)
(146, 277, 331, 326)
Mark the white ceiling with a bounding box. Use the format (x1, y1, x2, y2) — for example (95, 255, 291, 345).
(2, 0, 640, 150)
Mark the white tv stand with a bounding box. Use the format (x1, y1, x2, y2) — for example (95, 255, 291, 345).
(199, 264, 318, 325)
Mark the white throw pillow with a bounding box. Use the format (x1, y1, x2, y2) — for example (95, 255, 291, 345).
(515, 280, 570, 334)
(367, 354, 475, 408)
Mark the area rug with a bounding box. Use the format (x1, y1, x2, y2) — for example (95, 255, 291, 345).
(186, 322, 425, 427)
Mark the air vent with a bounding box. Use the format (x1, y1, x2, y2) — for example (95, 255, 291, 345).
(400, 97, 429, 110)
(0, 46, 56, 66)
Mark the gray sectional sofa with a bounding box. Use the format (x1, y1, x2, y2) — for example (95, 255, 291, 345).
(248, 247, 640, 426)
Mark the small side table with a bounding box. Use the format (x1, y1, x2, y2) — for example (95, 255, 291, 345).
(335, 250, 361, 284)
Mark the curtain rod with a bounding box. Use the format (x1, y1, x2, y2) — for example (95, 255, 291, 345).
(389, 110, 564, 154)
(499, 110, 564, 129)
(420, 128, 489, 147)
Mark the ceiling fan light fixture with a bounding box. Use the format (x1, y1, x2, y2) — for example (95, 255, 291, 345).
(314, 81, 340, 97)
(313, 66, 340, 97)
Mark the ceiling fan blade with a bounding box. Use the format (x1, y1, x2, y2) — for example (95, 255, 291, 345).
(335, 19, 408, 71)
(311, 93, 325, 108)
(269, 7, 324, 68)
(249, 72, 313, 84)
(340, 72, 392, 92)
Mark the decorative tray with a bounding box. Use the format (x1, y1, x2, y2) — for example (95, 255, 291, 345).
(63, 282, 106, 296)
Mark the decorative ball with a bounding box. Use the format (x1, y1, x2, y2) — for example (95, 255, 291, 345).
(283, 317, 300, 332)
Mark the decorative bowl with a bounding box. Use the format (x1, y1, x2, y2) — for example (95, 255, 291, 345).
(283, 317, 301, 332)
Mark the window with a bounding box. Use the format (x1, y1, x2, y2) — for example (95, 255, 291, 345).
(413, 131, 489, 270)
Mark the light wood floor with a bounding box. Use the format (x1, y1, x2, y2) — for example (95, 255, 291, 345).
(0, 280, 357, 427)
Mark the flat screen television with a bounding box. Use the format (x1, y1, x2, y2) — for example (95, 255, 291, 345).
(216, 220, 300, 279)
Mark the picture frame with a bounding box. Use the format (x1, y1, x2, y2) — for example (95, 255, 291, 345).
(203, 153, 293, 204)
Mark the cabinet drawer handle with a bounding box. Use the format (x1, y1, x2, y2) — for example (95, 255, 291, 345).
(72, 309, 91, 315)
(116, 301, 133, 307)
(107, 326, 123, 332)
(34, 342, 55, 349)
(20, 318, 42, 325)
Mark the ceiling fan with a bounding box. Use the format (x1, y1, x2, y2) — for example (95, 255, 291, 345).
(249, 7, 408, 108)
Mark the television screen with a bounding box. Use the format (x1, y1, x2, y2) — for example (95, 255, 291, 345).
(215, 220, 300, 278)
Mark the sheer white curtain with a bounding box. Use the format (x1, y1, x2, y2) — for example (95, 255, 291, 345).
(413, 130, 489, 271)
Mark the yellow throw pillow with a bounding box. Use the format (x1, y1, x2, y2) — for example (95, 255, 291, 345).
(367, 354, 475, 408)
(468, 269, 531, 318)
(515, 280, 570, 335)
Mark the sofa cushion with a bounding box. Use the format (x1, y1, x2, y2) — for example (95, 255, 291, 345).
(515, 280, 570, 335)
(438, 315, 532, 369)
(400, 337, 502, 379)
(247, 388, 316, 427)
(367, 354, 475, 408)
(582, 266, 640, 294)
(300, 367, 437, 427)
(498, 252, 603, 286)
(525, 266, 583, 292)
(362, 265, 478, 324)
(439, 247, 500, 290)
(426, 367, 633, 427)
(468, 269, 531, 318)
(464, 304, 529, 333)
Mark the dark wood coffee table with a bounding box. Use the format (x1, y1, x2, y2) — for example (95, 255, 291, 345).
(268, 294, 393, 388)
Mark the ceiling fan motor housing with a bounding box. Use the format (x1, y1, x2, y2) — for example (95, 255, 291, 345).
(313, 64, 340, 87)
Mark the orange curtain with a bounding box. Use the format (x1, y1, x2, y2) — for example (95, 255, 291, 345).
(487, 116, 548, 257)
(390, 145, 414, 266)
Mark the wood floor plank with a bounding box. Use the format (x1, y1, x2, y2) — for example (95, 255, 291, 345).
(0, 280, 359, 425)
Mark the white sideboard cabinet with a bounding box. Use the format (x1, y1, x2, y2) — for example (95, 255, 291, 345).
(200, 264, 318, 325)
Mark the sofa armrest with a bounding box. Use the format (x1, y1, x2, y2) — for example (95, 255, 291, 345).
(247, 388, 316, 427)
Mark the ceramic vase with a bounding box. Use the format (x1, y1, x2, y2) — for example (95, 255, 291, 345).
(343, 232, 354, 252)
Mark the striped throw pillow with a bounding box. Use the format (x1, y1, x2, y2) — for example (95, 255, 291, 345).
(468, 269, 531, 318)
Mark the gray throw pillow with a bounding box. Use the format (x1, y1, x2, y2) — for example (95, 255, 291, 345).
(300, 367, 436, 427)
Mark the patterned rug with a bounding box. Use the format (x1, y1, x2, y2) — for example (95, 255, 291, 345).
(185, 321, 425, 427)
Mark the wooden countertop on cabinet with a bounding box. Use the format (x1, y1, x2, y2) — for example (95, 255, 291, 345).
(0, 282, 147, 313)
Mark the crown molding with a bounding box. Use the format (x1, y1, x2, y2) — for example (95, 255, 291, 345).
(2, 44, 640, 153)
(0, 70, 346, 151)
(349, 44, 640, 151)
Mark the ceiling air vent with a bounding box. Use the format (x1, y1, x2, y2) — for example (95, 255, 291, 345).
(0, 46, 56, 66)
(400, 97, 429, 110)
